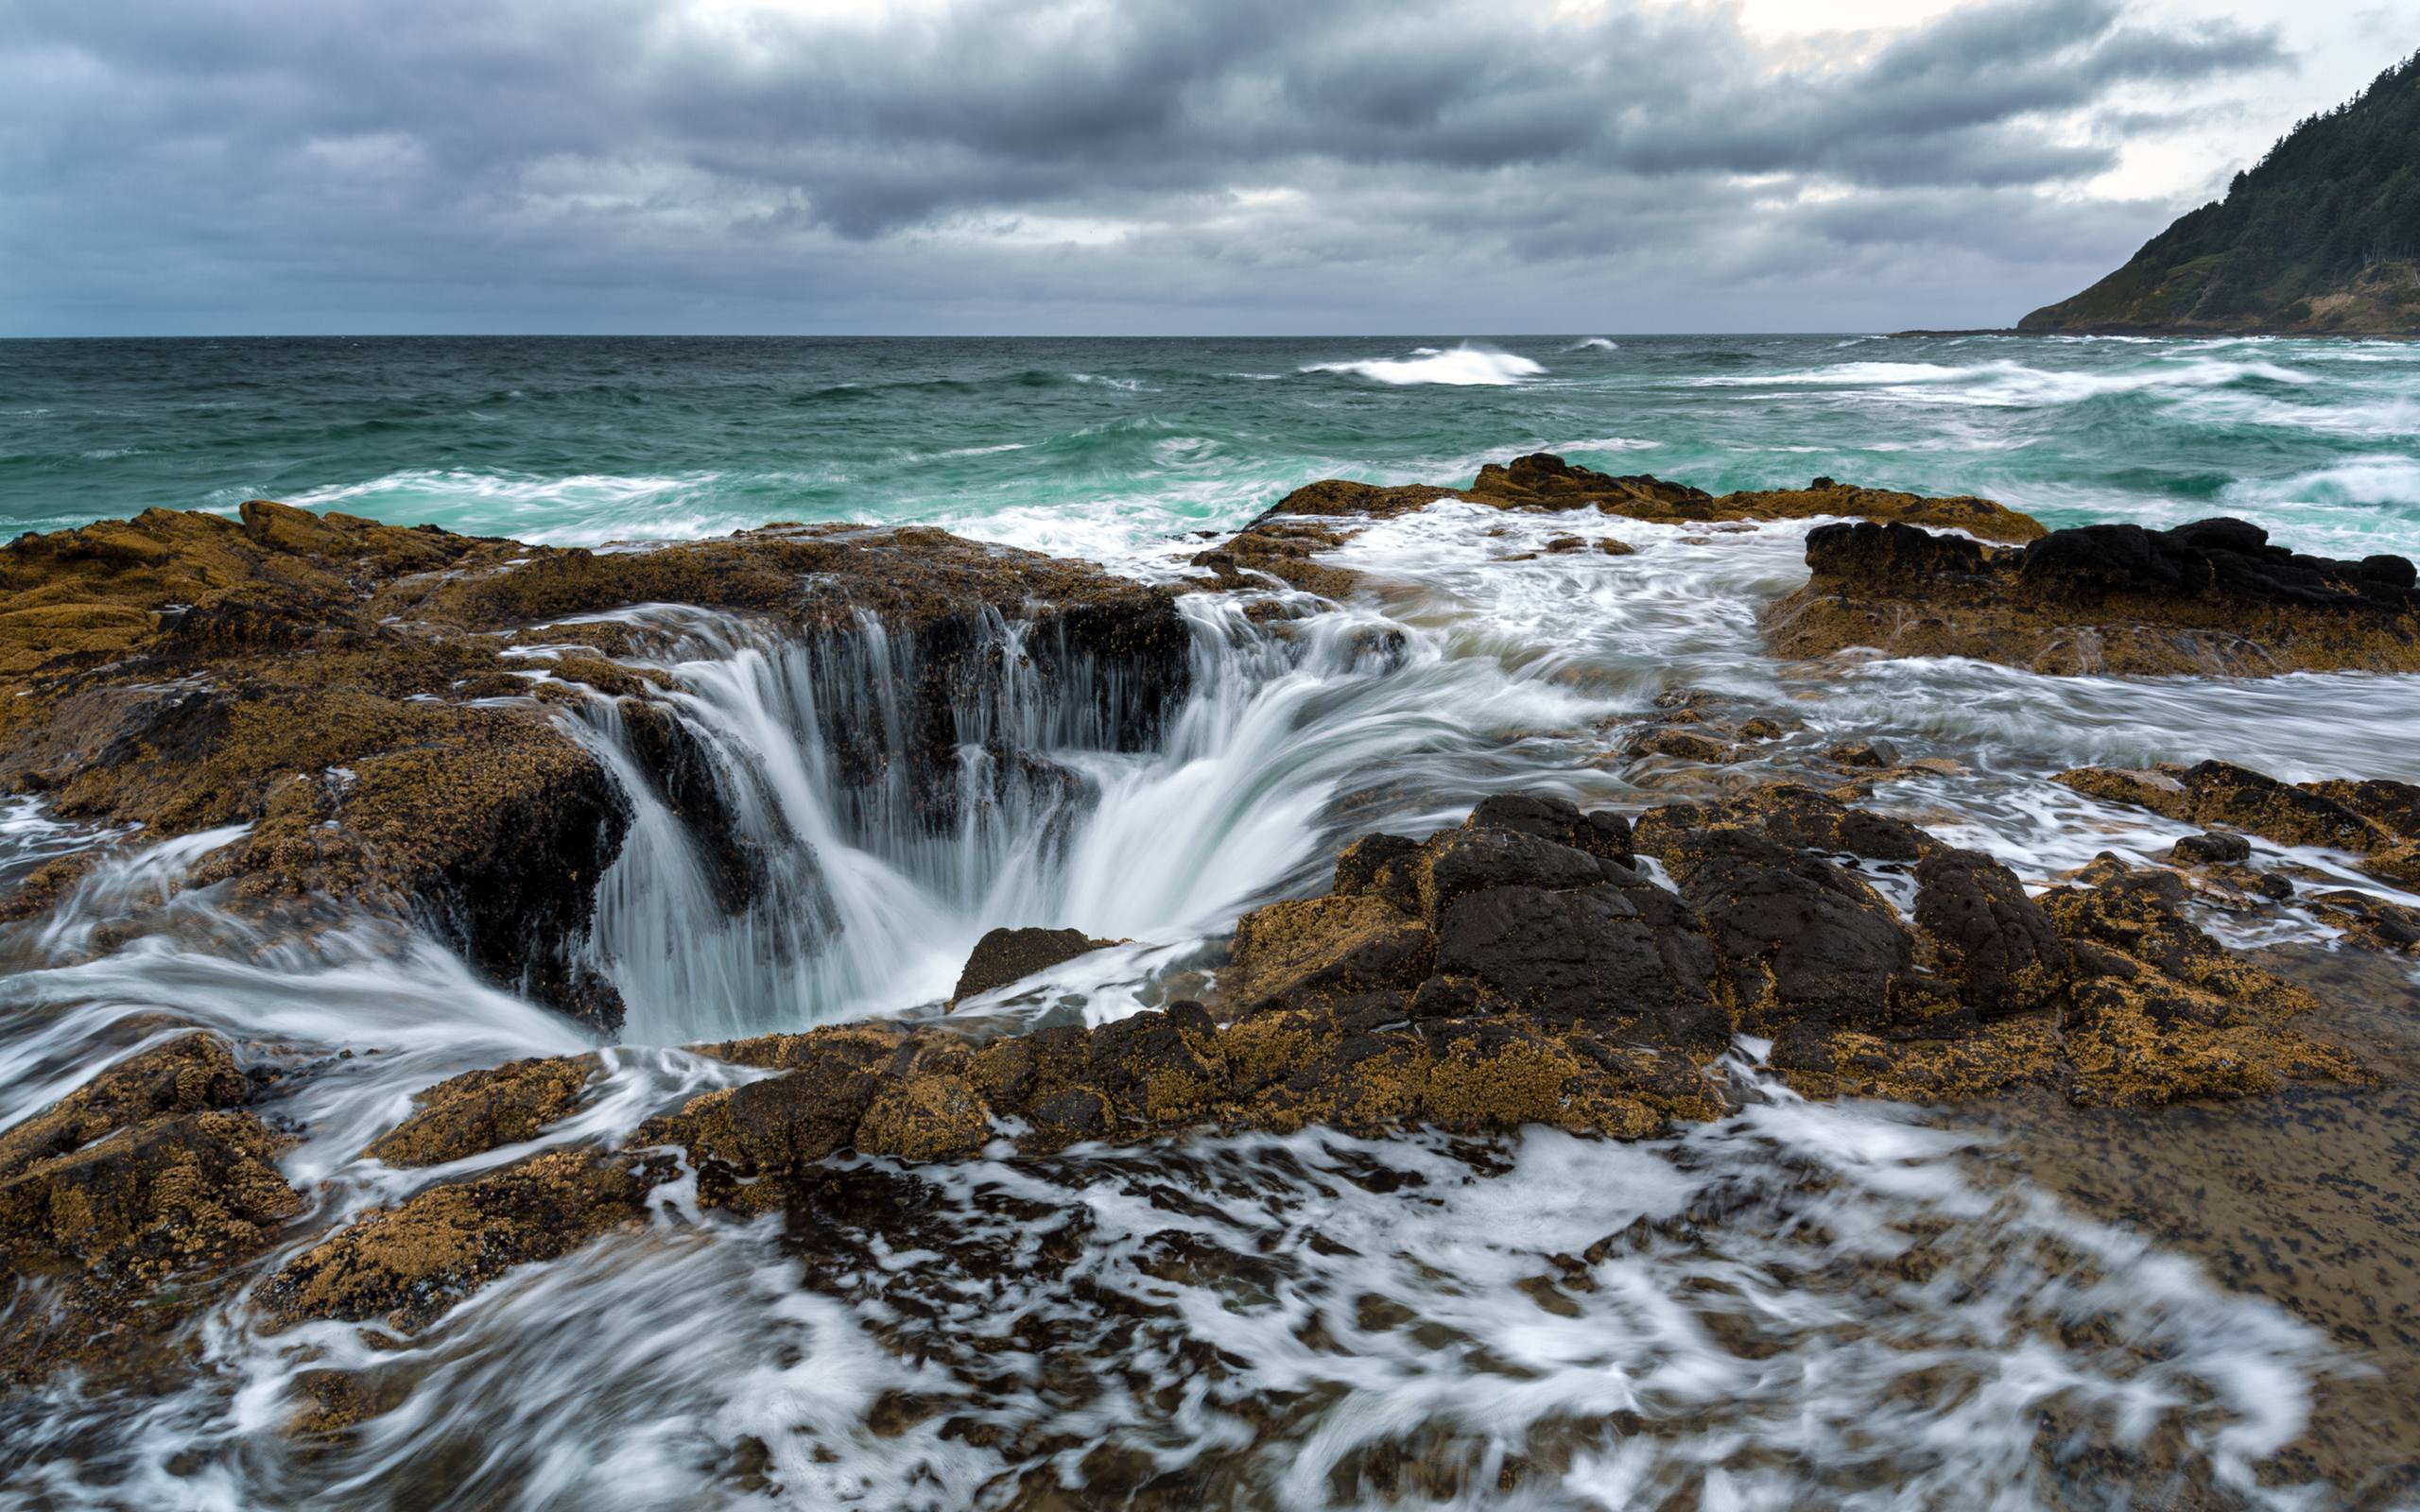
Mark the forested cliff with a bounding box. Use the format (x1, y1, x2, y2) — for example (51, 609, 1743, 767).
(2022, 51, 2420, 335)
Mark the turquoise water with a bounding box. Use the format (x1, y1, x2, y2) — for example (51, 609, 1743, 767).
(7, 334, 2420, 1505)
(5, 334, 2416, 560)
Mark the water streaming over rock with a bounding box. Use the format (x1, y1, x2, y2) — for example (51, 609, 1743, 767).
(6, 335, 2420, 1505)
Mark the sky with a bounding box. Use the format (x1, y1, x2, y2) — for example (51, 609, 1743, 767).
(1, 0, 2413, 335)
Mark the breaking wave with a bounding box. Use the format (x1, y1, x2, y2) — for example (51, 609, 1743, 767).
(1302, 345, 1547, 387)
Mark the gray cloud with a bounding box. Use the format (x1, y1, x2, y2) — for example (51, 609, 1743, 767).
(0, 0, 2290, 333)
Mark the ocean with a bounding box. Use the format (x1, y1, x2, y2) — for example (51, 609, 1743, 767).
(6, 333, 2417, 562)
(4, 333, 2418, 1509)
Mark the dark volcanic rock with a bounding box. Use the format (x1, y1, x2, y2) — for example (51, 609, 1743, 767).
(1652, 826, 1921, 1034)
(1913, 849, 2069, 1018)
(1433, 884, 1727, 1046)
(239, 779, 2384, 1340)
(1805, 520, 1989, 586)
(949, 926, 1119, 1006)
(1414, 826, 1611, 919)
(1770, 514, 2420, 676)
(1464, 791, 1634, 861)
(2169, 831, 2252, 867)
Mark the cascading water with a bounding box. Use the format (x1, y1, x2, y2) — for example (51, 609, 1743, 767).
(5, 489, 2419, 1506)
(550, 589, 1624, 1043)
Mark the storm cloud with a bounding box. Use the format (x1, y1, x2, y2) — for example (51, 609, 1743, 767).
(0, 0, 2325, 333)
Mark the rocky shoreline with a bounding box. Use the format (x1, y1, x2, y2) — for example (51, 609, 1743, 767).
(4, 456, 2418, 1485)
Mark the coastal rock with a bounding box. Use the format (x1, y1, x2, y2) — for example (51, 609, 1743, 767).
(1191, 455, 2046, 599)
(1767, 516, 2420, 676)
(1225, 894, 1435, 1007)
(364, 1054, 604, 1167)
(948, 926, 1119, 1006)
(1912, 849, 2070, 1018)
(0, 1034, 294, 1284)
(0, 1032, 251, 1178)
(1638, 818, 1927, 1035)
(0, 504, 1191, 1027)
(0, 1112, 299, 1278)
(0, 1033, 302, 1382)
(244, 781, 2383, 1339)
(2056, 761, 2420, 887)
(2040, 866, 2362, 1106)
(1463, 792, 1634, 860)
(1470, 455, 2046, 543)
(257, 1149, 668, 1332)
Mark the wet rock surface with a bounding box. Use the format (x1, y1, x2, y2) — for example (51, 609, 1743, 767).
(6, 472, 2420, 1500)
(0, 1033, 301, 1382)
(233, 782, 2382, 1342)
(255, 1148, 675, 1333)
(1192, 453, 2046, 597)
(948, 926, 1120, 1006)
(0, 503, 1191, 1026)
(1768, 514, 2420, 675)
(365, 1054, 604, 1168)
(2058, 759, 2420, 887)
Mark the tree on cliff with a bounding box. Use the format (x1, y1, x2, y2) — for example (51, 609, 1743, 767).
(2021, 50, 2420, 335)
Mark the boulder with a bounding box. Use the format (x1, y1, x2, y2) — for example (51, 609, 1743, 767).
(1912, 850, 2070, 1018)
(365, 1055, 602, 1168)
(1769, 515, 2420, 676)
(949, 926, 1119, 1006)
(1432, 884, 1727, 1046)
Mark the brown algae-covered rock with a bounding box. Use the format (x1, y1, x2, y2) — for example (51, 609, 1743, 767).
(1187, 455, 2046, 599)
(2055, 760, 2420, 887)
(256, 1149, 668, 1332)
(0, 504, 1192, 1027)
(948, 926, 1120, 1006)
(0, 1033, 297, 1286)
(247, 781, 2386, 1339)
(0, 1033, 301, 1383)
(365, 1054, 604, 1167)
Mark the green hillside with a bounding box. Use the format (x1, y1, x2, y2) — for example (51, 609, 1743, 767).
(2021, 51, 2420, 335)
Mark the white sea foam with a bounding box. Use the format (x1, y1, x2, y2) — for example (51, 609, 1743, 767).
(12, 335, 2420, 1503)
(1303, 345, 1547, 386)
(1556, 434, 1661, 453)
(1688, 354, 2317, 407)
(18, 1106, 2336, 1510)
(2226, 455, 2420, 510)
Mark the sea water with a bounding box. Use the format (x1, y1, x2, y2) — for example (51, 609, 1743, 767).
(2, 334, 2417, 1508)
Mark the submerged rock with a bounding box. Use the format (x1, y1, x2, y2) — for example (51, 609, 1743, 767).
(1767, 515, 2420, 676)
